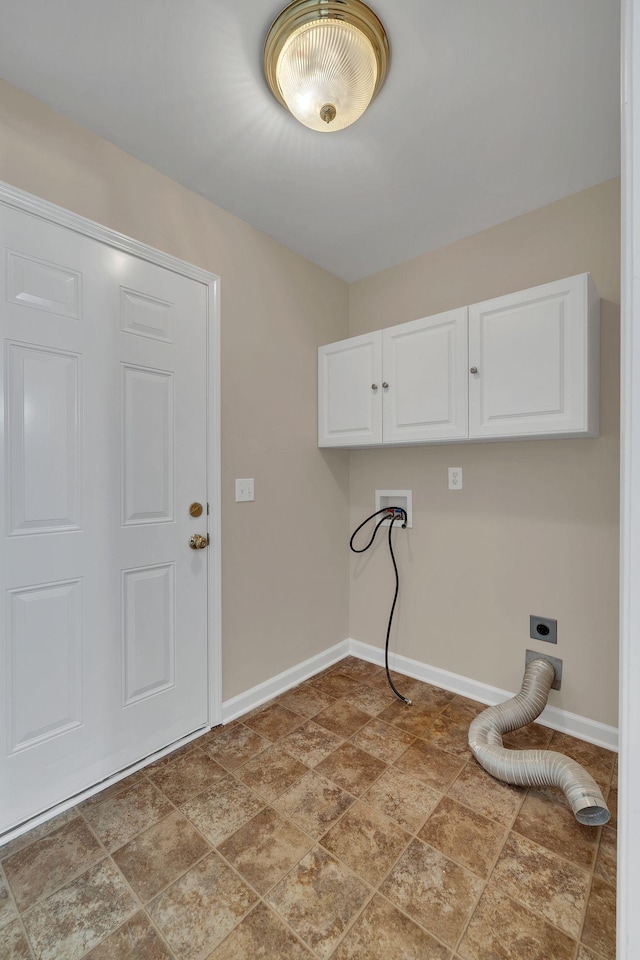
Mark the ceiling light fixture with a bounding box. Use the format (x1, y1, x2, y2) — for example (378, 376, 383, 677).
(264, 0, 389, 133)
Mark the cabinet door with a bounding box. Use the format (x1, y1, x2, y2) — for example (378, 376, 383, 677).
(382, 308, 468, 443)
(468, 274, 599, 439)
(318, 332, 382, 446)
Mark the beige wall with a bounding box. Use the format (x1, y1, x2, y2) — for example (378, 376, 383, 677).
(348, 179, 620, 726)
(0, 79, 350, 701)
(0, 79, 621, 726)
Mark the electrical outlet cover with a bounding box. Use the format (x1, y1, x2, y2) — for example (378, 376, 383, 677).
(530, 615, 557, 644)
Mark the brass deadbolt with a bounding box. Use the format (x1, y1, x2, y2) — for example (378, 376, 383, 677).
(189, 502, 203, 517)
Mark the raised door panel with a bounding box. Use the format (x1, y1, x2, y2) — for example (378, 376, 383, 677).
(121, 287, 173, 342)
(122, 563, 175, 705)
(6, 249, 81, 320)
(468, 274, 598, 439)
(318, 332, 382, 446)
(7, 579, 83, 752)
(382, 308, 468, 443)
(6, 342, 81, 535)
(121, 364, 174, 525)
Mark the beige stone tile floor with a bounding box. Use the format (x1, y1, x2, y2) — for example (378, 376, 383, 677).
(0, 656, 617, 960)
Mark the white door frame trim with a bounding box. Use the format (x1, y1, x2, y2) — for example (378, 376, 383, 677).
(620, 2, 637, 957)
(0, 180, 223, 730)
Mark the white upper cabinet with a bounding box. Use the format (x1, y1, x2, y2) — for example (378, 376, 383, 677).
(318, 273, 599, 448)
(382, 309, 468, 443)
(318, 331, 382, 446)
(318, 309, 467, 447)
(468, 274, 599, 440)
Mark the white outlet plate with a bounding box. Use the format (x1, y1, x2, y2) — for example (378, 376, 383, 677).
(448, 467, 463, 490)
(235, 478, 254, 502)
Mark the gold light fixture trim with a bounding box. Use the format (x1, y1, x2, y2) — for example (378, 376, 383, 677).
(264, 0, 389, 133)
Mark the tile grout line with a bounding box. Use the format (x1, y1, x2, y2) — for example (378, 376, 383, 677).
(574, 869, 602, 958)
(319, 822, 423, 956)
(372, 887, 455, 957)
(488, 824, 596, 941)
(33, 820, 144, 960)
(308, 777, 478, 957)
(260, 843, 379, 960)
(75, 802, 207, 960)
(130, 773, 279, 959)
(202, 835, 329, 955)
(210, 894, 319, 960)
(200, 721, 275, 770)
(316, 882, 379, 959)
(448, 768, 531, 957)
(450, 775, 599, 955)
(0, 804, 90, 864)
(142, 849, 255, 960)
(4, 804, 144, 914)
(0, 858, 37, 960)
(69, 780, 218, 959)
(77, 805, 169, 950)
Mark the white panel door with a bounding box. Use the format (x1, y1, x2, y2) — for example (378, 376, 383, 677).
(0, 204, 210, 832)
(318, 332, 382, 446)
(468, 274, 599, 439)
(382, 308, 468, 443)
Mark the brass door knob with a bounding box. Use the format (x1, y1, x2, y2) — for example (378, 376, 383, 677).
(189, 534, 208, 550)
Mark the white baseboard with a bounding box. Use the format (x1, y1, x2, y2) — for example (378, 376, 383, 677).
(221, 636, 618, 751)
(221, 640, 349, 724)
(348, 638, 619, 752)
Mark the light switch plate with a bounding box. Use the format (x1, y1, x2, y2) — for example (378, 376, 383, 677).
(235, 479, 254, 502)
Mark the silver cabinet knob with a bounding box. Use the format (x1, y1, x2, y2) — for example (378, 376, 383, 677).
(382, 382, 389, 389)
(470, 367, 478, 374)
(371, 383, 378, 390)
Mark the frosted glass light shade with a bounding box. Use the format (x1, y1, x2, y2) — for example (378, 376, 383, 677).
(264, 0, 389, 134)
(276, 19, 377, 132)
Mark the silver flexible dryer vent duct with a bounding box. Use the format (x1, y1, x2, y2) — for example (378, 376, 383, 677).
(468, 658, 610, 826)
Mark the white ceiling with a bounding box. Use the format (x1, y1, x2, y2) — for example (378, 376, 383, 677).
(0, 0, 621, 282)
